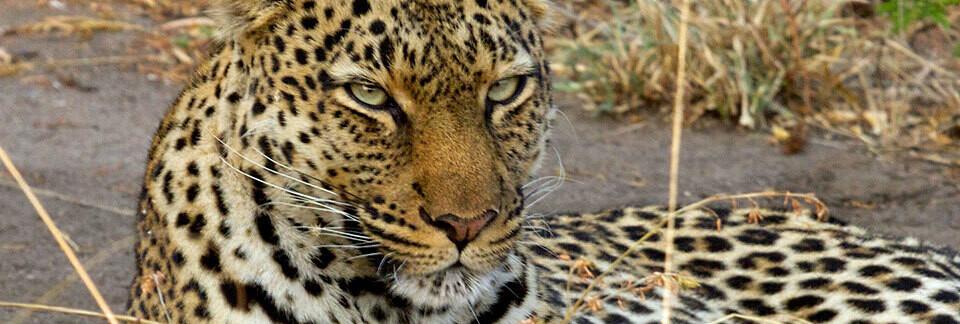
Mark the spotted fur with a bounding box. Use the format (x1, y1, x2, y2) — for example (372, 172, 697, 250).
(531, 207, 960, 323)
(128, 0, 960, 323)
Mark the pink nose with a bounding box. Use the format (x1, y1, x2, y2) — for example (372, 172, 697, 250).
(435, 210, 497, 249)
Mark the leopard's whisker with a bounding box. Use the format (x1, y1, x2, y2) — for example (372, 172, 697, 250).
(524, 147, 569, 209)
(522, 175, 563, 189)
(317, 243, 381, 249)
(265, 199, 357, 219)
(298, 229, 374, 243)
(377, 253, 394, 274)
(220, 157, 353, 214)
(517, 241, 557, 257)
(270, 200, 361, 222)
(347, 252, 383, 261)
(212, 133, 345, 200)
(312, 227, 373, 242)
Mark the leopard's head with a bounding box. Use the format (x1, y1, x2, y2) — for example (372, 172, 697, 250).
(213, 0, 554, 307)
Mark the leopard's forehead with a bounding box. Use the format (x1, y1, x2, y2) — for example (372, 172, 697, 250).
(265, 0, 547, 103)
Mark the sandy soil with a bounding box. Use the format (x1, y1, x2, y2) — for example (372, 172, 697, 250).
(1, 1, 958, 322)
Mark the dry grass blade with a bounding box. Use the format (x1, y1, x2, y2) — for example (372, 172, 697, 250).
(0, 302, 158, 324)
(4, 15, 144, 36)
(9, 236, 137, 324)
(0, 145, 120, 324)
(560, 191, 827, 322)
(662, 0, 692, 322)
(158, 17, 216, 31)
(0, 55, 168, 76)
(706, 314, 774, 324)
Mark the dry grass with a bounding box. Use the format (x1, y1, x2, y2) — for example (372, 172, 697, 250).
(0, 0, 213, 82)
(550, 0, 960, 161)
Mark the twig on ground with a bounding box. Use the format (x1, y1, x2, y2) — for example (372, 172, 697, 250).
(0, 302, 158, 324)
(704, 313, 810, 324)
(662, 0, 692, 321)
(0, 145, 120, 324)
(0, 55, 168, 77)
(9, 236, 136, 324)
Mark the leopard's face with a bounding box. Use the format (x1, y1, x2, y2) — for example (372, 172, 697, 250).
(222, 0, 553, 307)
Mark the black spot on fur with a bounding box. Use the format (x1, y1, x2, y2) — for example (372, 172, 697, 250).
(859, 265, 893, 277)
(255, 212, 280, 245)
(736, 228, 780, 245)
(301, 16, 318, 30)
(175, 212, 190, 227)
(171, 250, 185, 267)
(817, 257, 846, 273)
(885, 276, 922, 292)
(846, 298, 886, 313)
(703, 236, 733, 252)
(931, 315, 960, 324)
(311, 247, 336, 269)
(200, 245, 221, 273)
(798, 277, 831, 289)
(227, 92, 241, 104)
(220, 281, 241, 309)
(295, 48, 309, 65)
(759, 281, 785, 294)
(790, 238, 825, 252)
(186, 184, 200, 202)
(476, 276, 527, 323)
(806, 309, 837, 322)
(304, 279, 323, 296)
(244, 283, 302, 323)
(784, 295, 824, 311)
(273, 36, 286, 53)
(378, 37, 394, 69)
(252, 100, 266, 115)
(186, 162, 199, 176)
(370, 20, 386, 34)
(841, 281, 880, 295)
(933, 290, 960, 303)
(272, 249, 300, 279)
(726, 275, 752, 290)
(353, 0, 370, 16)
(188, 213, 206, 236)
(739, 298, 776, 316)
(899, 300, 930, 314)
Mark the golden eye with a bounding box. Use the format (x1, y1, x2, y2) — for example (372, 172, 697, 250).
(347, 83, 389, 107)
(487, 76, 525, 103)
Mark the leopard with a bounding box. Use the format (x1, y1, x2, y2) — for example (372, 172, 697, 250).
(126, 0, 960, 323)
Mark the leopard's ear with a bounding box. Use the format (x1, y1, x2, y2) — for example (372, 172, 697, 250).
(209, 0, 288, 40)
(523, 0, 558, 33)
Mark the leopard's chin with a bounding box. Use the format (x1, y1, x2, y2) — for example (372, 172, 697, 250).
(387, 254, 524, 309)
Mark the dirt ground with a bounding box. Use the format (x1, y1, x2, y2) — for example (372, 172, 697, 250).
(1, 1, 958, 323)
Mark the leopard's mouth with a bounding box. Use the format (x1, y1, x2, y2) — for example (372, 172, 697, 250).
(385, 253, 525, 309)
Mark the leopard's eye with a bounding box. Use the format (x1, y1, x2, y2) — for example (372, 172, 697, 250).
(487, 76, 526, 104)
(347, 83, 389, 107)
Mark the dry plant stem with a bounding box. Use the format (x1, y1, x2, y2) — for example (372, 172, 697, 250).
(705, 313, 802, 324)
(0, 302, 158, 324)
(0, 145, 120, 324)
(560, 191, 825, 323)
(10, 236, 137, 324)
(662, 0, 692, 322)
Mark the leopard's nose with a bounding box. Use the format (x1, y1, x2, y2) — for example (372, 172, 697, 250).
(434, 210, 497, 250)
